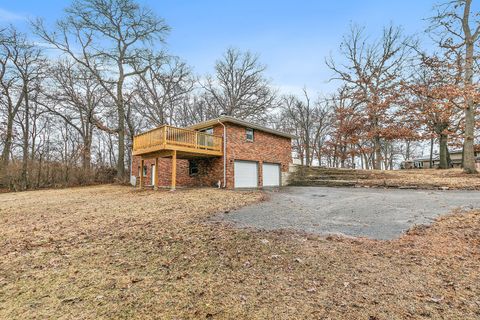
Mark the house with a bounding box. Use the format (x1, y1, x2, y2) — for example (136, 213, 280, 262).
(131, 116, 294, 189)
(401, 146, 480, 169)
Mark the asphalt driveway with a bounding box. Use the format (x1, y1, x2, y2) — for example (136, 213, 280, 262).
(214, 186, 480, 240)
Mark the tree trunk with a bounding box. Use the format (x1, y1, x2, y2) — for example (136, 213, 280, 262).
(363, 153, 370, 170)
(83, 136, 92, 171)
(0, 113, 14, 171)
(374, 136, 382, 170)
(463, 102, 476, 172)
(116, 62, 126, 180)
(462, 0, 477, 173)
(429, 137, 434, 168)
(21, 86, 30, 190)
(438, 134, 448, 169)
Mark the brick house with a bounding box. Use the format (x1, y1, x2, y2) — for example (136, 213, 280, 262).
(131, 116, 294, 189)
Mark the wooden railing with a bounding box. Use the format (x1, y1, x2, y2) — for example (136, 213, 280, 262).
(133, 125, 223, 155)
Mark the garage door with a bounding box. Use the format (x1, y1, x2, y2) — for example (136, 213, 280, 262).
(234, 161, 258, 188)
(262, 163, 280, 187)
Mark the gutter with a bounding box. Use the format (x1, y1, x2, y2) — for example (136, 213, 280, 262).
(218, 120, 227, 188)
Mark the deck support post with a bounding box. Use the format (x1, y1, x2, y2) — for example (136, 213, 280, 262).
(154, 157, 158, 190)
(139, 159, 144, 189)
(171, 150, 177, 191)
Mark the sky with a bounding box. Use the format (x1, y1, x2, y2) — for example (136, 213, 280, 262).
(0, 0, 468, 96)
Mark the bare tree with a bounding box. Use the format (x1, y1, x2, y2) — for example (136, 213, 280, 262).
(327, 24, 413, 169)
(43, 59, 107, 170)
(33, 0, 170, 180)
(429, 0, 480, 173)
(133, 55, 194, 127)
(280, 89, 332, 166)
(0, 27, 45, 189)
(0, 27, 26, 172)
(202, 48, 276, 122)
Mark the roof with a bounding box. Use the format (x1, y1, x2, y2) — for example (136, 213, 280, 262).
(403, 156, 438, 163)
(450, 145, 480, 154)
(187, 115, 296, 139)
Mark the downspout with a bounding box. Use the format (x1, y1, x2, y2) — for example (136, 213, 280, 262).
(218, 120, 227, 188)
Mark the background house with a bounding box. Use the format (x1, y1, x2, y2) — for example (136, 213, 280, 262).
(401, 146, 480, 169)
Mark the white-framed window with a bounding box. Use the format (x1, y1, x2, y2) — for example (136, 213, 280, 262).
(246, 128, 254, 142)
(137, 165, 147, 177)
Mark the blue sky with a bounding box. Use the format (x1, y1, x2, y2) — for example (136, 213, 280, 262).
(0, 0, 462, 95)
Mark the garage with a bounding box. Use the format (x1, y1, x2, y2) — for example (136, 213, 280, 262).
(262, 163, 280, 187)
(234, 160, 258, 188)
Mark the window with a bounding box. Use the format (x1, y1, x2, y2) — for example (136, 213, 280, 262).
(198, 127, 214, 147)
(246, 128, 254, 142)
(200, 127, 214, 135)
(138, 165, 147, 177)
(189, 160, 199, 176)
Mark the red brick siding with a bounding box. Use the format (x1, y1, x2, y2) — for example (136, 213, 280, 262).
(132, 122, 291, 189)
(222, 123, 291, 188)
(131, 157, 223, 188)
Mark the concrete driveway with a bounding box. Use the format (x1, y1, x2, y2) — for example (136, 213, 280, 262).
(214, 186, 480, 240)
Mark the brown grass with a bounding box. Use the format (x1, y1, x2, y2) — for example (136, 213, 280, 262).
(362, 169, 480, 189)
(0, 185, 479, 319)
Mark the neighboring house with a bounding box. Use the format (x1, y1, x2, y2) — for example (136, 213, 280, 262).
(132, 116, 294, 189)
(401, 146, 480, 169)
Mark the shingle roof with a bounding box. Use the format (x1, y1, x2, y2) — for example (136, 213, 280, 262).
(187, 116, 296, 139)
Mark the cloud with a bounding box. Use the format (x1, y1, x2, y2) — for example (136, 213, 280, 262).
(0, 8, 26, 22)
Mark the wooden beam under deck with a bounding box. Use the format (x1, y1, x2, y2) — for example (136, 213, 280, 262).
(139, 149, 221, 160)
(171, 150, 177, 190)
(138, 159, 144, 189)
(134, 144, 222, 157)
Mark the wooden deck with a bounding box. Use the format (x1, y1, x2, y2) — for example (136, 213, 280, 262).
(133, 125, 223, 158)
(133, 125, 223, 190)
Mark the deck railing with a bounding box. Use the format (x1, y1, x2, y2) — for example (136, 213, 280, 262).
(133, 125, 222, 155)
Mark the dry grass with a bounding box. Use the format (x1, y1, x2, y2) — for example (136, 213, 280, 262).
(0, 185, 479, 319)
(362, 169, 480, 189)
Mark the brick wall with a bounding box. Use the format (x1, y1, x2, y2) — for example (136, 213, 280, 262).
(132, 121, 292, 189)
(222, 123, 292, 188)
(131, 157, 222, 188)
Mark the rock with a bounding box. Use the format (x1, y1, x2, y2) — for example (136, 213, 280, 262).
(427, 296, 443, 304)
(294, 257, 303, 263)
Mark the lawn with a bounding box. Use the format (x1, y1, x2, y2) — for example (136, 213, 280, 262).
(0, 185, 479, 319)
(363, 168, 480, 189)
(293, 167, 480, 190)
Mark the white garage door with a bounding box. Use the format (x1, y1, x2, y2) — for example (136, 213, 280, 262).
(262, 163, 280, 187)
(234, 161, 258, 188)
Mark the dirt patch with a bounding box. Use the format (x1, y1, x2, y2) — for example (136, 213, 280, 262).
(0, 185, 479, 319)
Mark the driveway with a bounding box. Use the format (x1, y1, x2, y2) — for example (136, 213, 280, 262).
(215, 186, 480, 240)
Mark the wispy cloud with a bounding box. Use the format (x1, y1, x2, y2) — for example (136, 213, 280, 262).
(0, 7, 26, 22)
